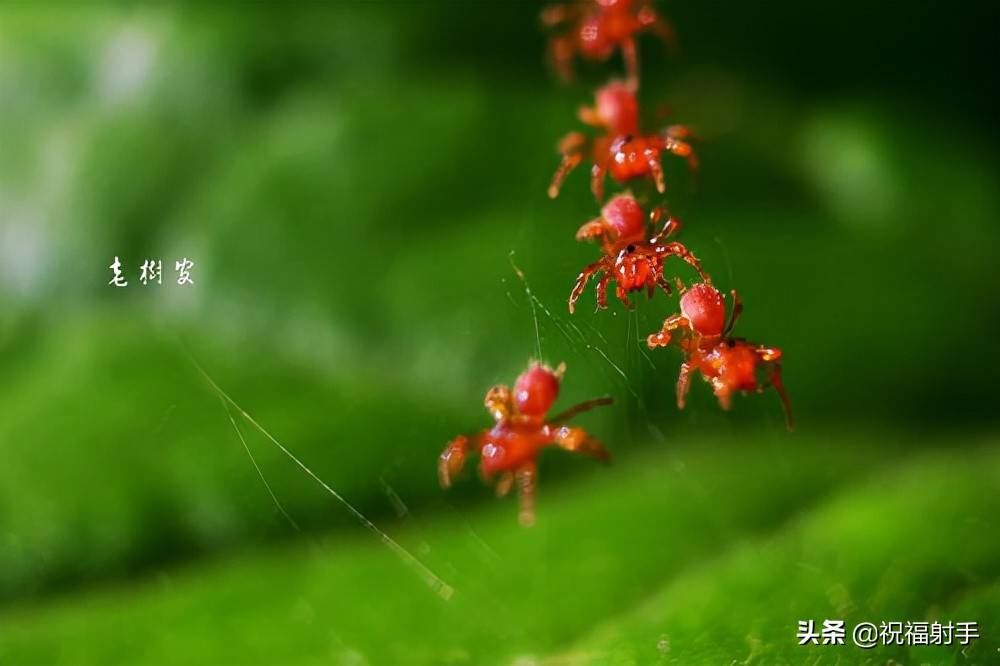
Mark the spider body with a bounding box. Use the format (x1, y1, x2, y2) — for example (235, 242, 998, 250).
(683, 341, 770, 400)
(569, 194, 707, 313)
(438, 362, 611, 526)
(477, 421, 578, 476)
(647, 283, 793, 429)
(541, 0, 675, 88)
(548, 83, 696, 202)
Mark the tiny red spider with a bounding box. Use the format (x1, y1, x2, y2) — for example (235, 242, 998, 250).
(438, 362, 612, 526)
(548, 80, 696, 202)
(646, 282, 793, 429)
(569, 193, 708, 313)
(541, 0, 675, 88)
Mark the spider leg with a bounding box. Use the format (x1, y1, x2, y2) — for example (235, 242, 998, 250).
(647, 154, 666, 193)
(438, 434, 473, 488)
(676, 361, 693, 409)
(712, 380, 733, 411)
(615, 282, 635, 309)
(484, 384, 512, 423)
(548, 35, 576, 83)
(548, 150, 583, 199)
(621, 37, 640, 91)
(649, 211, 682, 243)
(553, 425, 611, 462)
(516, 462, 537, 527)
(638, 6, 677, 54)
(647, 313, 689, 348)
(665, 124, 696, 141)
(569, 260, 605, 313)
(768, 364, 794, 431)
(656, 274, 674, 297)
(495, 471, 515, 498)
(552, 361, 567, 381)
(755, 345, 782, 363)
(558, 131, 587, 153)
(724, 290, 744, 336)
(576, 217, 608, 241)
(590, 162, 607, 202)
(647, 256, 666, 299)
(540, 4, 573, 27)
(596, 271, 612, 310)
(578, 104, 604, 128)
(664, 135, 699, 173)
(549, 40, 576, 83)
(549, 396, 613, 424)
(754, 347, 793, 430)
(575, 217, 612, 250)
(542, 3, 578, 83)
(659, 241, 709, 281)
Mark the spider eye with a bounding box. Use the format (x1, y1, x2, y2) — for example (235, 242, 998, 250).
(623, 134, 634, 143)
(626, 244, 636, 253)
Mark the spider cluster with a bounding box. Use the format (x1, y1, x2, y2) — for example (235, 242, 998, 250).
(440, 0, 792, 525)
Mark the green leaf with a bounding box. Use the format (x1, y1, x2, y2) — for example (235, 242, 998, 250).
(6, 435, 991, 665)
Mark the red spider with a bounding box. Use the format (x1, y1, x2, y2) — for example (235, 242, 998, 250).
(541, 0, 675, 88)
(646, 282, 793, 429)
(568, 193, 708, 313)
(548, 80, 696, 202)
(438, 362, 612, 526)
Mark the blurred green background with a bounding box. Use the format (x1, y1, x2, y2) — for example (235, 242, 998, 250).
(1, 2, 998, 664)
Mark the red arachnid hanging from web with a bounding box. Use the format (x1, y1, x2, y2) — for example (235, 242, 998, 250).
(547, 80, 697, 202)
(541, 0, 675, 88)
(646, 282, 794, 429)
(568, 193, 708, 312)
(438, 362, 612, 526)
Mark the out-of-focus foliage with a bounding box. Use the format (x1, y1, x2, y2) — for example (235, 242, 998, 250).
(1, 437, 998, 664)
(0, 2, 997, 663)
